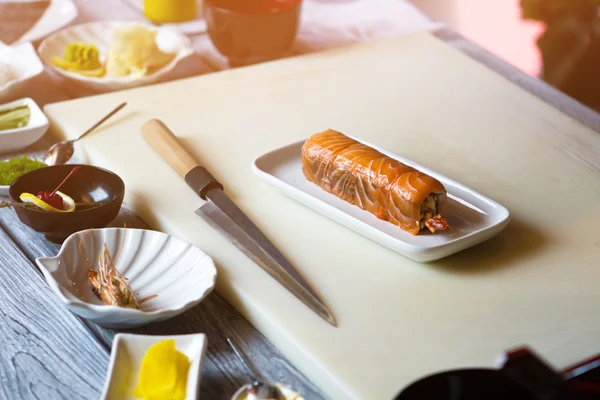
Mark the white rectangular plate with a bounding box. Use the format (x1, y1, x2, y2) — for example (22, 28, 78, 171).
(252, 139, 510, 262)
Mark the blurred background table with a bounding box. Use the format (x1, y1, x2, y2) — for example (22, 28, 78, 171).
(9, 0, 438, 105)
(6, 0, 599, 129)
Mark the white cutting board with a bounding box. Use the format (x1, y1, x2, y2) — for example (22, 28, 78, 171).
(44, 32, 600, 400)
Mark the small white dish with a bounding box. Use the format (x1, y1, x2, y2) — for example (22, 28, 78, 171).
(13, 0, 78, 45)
(38, 21, 194, 92)
(35, 227, 217, 328)
(0, 97, 48, 196)
(100, 333, 207, 400)
(252, 139, 510, 263)
(0, 98, 48, 152)
(0, 42, 45, 99)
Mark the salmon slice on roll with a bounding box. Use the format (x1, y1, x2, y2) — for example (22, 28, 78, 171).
(301, 129, 450, 235)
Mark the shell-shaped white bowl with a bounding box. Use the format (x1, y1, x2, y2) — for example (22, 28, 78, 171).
(36, 228, 217, 329)
(37, 21, 194, 92)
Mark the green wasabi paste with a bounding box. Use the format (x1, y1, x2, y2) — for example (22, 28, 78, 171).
(0, 156, 47, 185)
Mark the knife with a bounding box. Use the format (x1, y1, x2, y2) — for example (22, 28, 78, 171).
(141, 119, 337, 327)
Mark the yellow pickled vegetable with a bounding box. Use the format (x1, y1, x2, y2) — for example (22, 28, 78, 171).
(134, 339, 190, 400)
(51, 42, 105, 77)
(63, 42, 102, 69)
(66, 67, 106, 77)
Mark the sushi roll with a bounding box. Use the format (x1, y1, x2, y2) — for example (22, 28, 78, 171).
(301, 129, 449, 235)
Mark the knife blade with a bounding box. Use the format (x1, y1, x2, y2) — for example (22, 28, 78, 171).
(141, 119, 337, 327)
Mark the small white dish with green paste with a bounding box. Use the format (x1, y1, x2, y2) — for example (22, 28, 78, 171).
(0, 98, 49, 152)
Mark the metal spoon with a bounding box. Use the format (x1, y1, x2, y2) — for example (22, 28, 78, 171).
(43, 102, 127, 166)
(227, 338, 286, 400)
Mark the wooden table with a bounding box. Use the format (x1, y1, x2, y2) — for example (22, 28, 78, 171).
(1, 1, 599, 400)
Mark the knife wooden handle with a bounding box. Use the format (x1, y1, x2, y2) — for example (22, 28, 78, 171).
(141, 119, 223, 200)
(141, 119, 198, 177)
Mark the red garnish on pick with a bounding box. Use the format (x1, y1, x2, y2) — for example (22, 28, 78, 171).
(37, 167, 81, 210)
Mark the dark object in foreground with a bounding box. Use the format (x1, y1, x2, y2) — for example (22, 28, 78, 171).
(396, 346, 600, 400)
(9, 164, 124, 243)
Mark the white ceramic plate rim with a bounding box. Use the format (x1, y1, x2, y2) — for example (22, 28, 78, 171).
(37, 21, 194, 83)
(0, 42, 45, 94)
(100, 333, 207, 400)
(36, 227, 217, 317)
(13, 0, 78, 45)
(252, 138, 510, 258)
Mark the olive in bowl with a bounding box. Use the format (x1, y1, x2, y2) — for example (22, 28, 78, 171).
(9, 164, 125, 243)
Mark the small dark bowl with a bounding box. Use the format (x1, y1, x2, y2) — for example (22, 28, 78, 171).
(395, 369, 537, 400)
(9, 164, 125, 243)
(203, 0, 302, 67)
